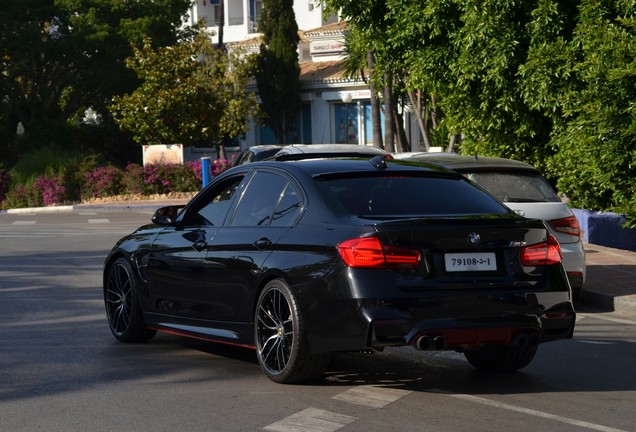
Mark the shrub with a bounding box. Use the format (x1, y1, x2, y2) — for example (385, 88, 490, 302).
(211, 158, 234, 176)
(34, 175, 65, 206)
(2, 175, 65, 208)
(122, 163, 145, 195)
(0, 167, 9, 203)
(3, 184, 40, 209)
(81, 165, 123, 200)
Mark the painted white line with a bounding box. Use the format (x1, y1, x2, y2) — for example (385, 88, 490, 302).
(78, 212, 98, 215)
(88, 218, 110, 224)
(578, 313, 636, 325)
(264, 407, 357, 432)
(332, 385, 412, 408)
(11, 221, 36, 225)
(434, 390, 628, 432)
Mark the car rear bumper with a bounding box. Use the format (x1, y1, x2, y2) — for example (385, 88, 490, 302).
(306, 290, 575, 354)
(560, 239, 587, 289)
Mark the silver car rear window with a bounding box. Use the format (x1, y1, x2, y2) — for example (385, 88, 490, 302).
(465, 172, 561, 203)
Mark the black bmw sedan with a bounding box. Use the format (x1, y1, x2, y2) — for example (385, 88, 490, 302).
(103, 156, 575, 383)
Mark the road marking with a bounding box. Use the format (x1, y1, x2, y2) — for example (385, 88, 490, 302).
(88, 218, 110, 224)
(578, 313, 636, 325)
(433, 390, 629, 432)
(78, 212, 98, 215)
(264, 407, 356, 432)
(11, 221, 36, 225)
(332, 385, 412, 408)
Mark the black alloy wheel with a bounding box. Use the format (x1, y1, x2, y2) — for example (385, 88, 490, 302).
(255, 279, 329, 383)
(104, 258, 156, 343)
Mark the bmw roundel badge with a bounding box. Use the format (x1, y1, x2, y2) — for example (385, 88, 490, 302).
(468, 232, 481, 246)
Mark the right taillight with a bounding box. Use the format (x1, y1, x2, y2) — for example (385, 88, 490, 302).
(521, 234, 563, 266)
(550, 216, 581, 237)
(337, 237, 421, 269)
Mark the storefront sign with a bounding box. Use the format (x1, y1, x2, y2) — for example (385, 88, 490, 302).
(310, 41, 345, 56)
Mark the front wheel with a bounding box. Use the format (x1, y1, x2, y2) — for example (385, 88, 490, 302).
(254, 279, 329, 383)
(104, 257, 156, 343)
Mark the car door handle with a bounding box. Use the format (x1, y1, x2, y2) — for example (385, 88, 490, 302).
(192, 241, 207, 251)
(253, 238, 272, 250)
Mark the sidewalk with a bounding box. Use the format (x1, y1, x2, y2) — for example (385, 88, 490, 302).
(581, 242, 636, 316)
(4, 199, 636, 316)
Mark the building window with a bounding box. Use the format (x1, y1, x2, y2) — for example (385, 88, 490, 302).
(334, 103, 359, 144)
(333, 101, 385, 145)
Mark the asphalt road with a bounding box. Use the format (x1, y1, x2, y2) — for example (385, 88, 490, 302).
(1, 209, 635, 432)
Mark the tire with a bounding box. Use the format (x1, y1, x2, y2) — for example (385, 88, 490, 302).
(254, 279, 329, 384)
(464, 335, 539, 372)
(104, 257, 156, 343)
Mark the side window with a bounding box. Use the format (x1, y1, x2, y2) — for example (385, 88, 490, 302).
(271, 184, 302, 227)
(231, 171, 301, 227)
(192, 177, 243, 226)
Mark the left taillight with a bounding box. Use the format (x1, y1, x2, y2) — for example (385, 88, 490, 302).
(337, 236, 421, 269)
(520, 234, 563, 266)
(550, 216, 581, 237)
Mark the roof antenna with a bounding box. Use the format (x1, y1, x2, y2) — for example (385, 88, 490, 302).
(369, 155, 388, 170)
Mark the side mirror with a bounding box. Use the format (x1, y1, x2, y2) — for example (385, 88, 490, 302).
(151, 205, 185, 225)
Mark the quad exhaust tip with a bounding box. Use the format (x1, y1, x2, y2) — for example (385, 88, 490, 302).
(413, 331, 541, 351)
(414, 335, 447, 351)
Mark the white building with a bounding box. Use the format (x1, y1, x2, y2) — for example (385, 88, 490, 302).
(184, 0, 422, 159)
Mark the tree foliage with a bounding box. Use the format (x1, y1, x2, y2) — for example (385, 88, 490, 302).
(254, 0, 301, 144)
(532, 0, 636, 226)
(109, 30, 260, 148)
(0, 0, 192, 164)
(327, 0, 636, 225)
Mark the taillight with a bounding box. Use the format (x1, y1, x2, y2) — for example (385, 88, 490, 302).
(337, 237, 421, 269)
(520, 234, 563, 266)
(550, 216, 581, 237)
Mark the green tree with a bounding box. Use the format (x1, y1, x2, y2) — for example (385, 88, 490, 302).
(254, 0, 301, 144)
(109, 30, 260, 151)
(522, 0, 636, 226)
(0, 0, 192, 164)
(326, 0, 429, 152)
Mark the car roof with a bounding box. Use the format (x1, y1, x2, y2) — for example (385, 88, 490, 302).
(231, 155, 457, 179)
(403, 153, 540, 173)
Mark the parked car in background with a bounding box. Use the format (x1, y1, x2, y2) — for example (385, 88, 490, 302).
(104, 156, 575, 383)
(235, 144, 388, 167)
(397, 152, 586, 301)
(270, 143, 388, 161)
(233, 145, 284, 166)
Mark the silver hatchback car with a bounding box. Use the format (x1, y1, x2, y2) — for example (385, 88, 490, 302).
(400, 153, 586, 301)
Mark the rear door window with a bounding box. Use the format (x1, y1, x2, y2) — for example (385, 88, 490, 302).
(231, 171, 302, 226)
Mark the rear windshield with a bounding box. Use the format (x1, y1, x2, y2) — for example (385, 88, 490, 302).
(320, 175, 510, 217)
(464, 172, 560, 203)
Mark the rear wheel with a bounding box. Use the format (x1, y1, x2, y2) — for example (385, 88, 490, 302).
(255, 279, 329, 383)
(104, 258, 156, 343)
(464, 335, 539, 372)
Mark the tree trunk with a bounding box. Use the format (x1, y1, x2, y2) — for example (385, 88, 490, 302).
(368, 51, 383, 149)
(408, 90, 430, 151)
(393, 104, 410, 152)
(217, 0, 225, 50)
(383, 72, 395, 153)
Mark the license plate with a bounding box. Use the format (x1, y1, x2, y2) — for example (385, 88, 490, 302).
(445, 252, 497, 272)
